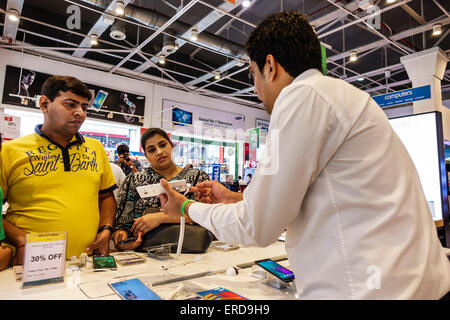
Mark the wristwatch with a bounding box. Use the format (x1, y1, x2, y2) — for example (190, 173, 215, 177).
(97, 225, 113, 234)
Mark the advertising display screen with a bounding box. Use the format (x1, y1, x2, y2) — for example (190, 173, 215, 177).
(388, 112, 448, 222)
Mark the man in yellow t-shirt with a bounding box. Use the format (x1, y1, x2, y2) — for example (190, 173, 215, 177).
(0, 75, 117, 261)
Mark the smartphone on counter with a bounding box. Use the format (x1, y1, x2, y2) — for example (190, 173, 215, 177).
(93, 255, 117, 271)
(254, 259, 295, 283)
(210, 241, 239, 252)
(109, 278, 162, 300)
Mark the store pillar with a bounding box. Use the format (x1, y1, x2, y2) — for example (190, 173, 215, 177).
(400, 47, 450, 139)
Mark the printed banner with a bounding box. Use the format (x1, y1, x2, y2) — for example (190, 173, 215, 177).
(162, 99, 245, 135)
(2, 65, 145, 126)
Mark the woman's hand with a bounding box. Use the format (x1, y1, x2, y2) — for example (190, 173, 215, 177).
(113, 229, 143, 251)
(130, 212, 166, 237)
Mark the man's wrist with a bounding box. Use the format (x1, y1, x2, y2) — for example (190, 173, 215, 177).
(183, 201, 195, 218)
(97, 225, 113, 234)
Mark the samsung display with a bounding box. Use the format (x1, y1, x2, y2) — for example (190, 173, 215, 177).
(255, 259, 295, 283)
(388, 111, 448, 222)
(109, 278, 162, 300)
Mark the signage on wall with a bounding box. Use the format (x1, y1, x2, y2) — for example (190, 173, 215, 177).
(372, 85, 431, 108)
(162, 99, 246, 136)
(2, 114, 21, 141)
(1, 65, 146, 126)
(255, 118, 269, 134)
(211, 164, 221, 181)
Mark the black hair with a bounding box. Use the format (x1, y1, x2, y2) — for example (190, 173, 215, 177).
(40, 75, 91, 102)
(245, 11, 322, 77)
(141, 128, 174, 151)
(117, 144, 129, 155)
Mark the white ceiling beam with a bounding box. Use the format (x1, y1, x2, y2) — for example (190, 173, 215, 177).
(2, 0, 24, 41)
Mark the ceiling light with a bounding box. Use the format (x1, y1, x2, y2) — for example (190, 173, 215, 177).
(158, 55, 166, 65)
(7, 8, 19, 22)
(191, 29, 198, 41)
(214, 72, 221, 80)
(432, 24, 442, 36)
(349, 51, 358, 62)
(386, 0, 396, 3)
(115, 1, 125, 16)
(242, 0, 251, 7)
(357, 77, 364, 81)
(89, 34, 98, 46)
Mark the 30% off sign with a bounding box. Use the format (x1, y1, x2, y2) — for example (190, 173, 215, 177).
(22, 231, 67, 288)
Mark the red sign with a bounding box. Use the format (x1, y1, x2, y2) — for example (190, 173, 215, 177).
(219, 147, 225, 163)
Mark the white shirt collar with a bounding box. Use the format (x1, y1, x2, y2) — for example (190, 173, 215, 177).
(292, 68, 323, 84)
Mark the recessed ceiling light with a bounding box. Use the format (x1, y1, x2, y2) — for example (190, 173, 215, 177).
(7, 8, 19, 22)
(432, 24, 442, 36)
(357, 77, 364, 81)
(191, 29, 198, 41)
(349, 51, 358, 62)
(242, 0, 251, 7)
(158, 55, 166, 65)
(214, 71, 221, 80)
(386, 0, 396, 4)
(115, 1, 125, 16)
(89, 34, 98, 46)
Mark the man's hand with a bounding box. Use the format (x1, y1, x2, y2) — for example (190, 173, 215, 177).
(12, 245, 25, 266)
(159, 179, 189, 220)
(112, 230, 143, 251)
(86, 230, 111, 256)
(190, 180, 243, 204)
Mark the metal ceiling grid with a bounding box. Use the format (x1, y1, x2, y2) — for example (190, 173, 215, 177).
(0, 0, 449, 110)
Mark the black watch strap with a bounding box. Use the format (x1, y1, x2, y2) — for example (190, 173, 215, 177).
(97, 225, 113, 234)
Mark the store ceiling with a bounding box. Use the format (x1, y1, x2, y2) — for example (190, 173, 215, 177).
(0, 0, 449, 110)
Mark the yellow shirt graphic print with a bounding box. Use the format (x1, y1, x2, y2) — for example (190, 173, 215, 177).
(0, 129, 116, 258)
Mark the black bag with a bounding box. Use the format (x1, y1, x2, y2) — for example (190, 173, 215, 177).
(138, 223, 215, 253)
(136, 170, 215, 253)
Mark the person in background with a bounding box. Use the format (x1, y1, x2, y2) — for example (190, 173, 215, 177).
(0, 75, 117, 261)
(237, 176, 246, 186)
(110, 162, 126, 202)
(116, 144, 142, 176)
(157, 11, 450, 299)
(112, 128, 209, 251)
(245, 173, 252, 184)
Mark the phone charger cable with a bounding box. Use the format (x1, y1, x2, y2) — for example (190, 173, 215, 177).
(165, 283, 184, 300)
(175, 184, 192, 258)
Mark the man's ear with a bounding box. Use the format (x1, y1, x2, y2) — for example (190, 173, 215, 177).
(39, 96, 49, 112)
(265, 54, 276, 81)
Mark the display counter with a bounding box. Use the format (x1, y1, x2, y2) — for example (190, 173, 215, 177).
(0, 241, 294, 300)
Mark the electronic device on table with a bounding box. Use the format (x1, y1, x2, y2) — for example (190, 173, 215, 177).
(254, 258, 295, 283)
(210, 241, 239, 252)
(93, 255, 117, 271)
(109, 278, 161, 300)
(112, 252, 146, 265)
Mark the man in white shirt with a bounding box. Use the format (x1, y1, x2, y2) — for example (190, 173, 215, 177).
(158, 11, 450, 299)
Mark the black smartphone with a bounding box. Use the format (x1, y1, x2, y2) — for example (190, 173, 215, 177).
(119, 237, 136, 245)
(93, 255, 117, 271)
(254, 259, 295, 283)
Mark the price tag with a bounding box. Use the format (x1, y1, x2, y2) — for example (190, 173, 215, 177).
(22, 231, 67, 288)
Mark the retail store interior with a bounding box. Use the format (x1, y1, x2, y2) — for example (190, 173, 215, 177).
(0, 0, 449, 302)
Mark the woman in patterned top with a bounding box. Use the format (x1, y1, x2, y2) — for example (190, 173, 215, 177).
(112, 128, 209, 251)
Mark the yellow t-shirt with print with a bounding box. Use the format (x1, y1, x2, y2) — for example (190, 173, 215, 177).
(0, 127, 117, 258)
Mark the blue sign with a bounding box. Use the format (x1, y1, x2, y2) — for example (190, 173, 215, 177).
(372, 85, 431, 108)
(211, 164, 221, 181)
